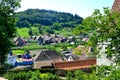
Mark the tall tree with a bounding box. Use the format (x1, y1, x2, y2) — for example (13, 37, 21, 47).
(73, 8, 120, 79)
(0, 0, 20, 64)
(86, 8, 120, 64)
(28, 28, 33, 36)
(74, 8, 120, 63)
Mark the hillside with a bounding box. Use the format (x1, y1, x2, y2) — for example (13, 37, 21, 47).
(15, 9, 83, 28)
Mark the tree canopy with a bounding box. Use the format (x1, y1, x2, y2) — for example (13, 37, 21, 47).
(73, 7, 120, 79)
(15, 9, 83, 28)
(0, 0, 20, 64)
(73, 8, 120, 62)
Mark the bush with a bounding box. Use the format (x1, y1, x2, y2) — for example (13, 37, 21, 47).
(2, 70, 60, 80)
(39, 73, 60, 80)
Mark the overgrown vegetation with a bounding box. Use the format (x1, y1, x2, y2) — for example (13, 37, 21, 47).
(1, 69, 97, 80)
(2, 70, 60, 80)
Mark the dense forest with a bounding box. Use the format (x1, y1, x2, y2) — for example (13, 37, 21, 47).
(15, 9, 83, 28)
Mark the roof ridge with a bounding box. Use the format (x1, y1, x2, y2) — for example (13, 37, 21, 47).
(42, 51, 51, 60)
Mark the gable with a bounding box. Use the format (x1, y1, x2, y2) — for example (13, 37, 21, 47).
(35, 50, 61, 61)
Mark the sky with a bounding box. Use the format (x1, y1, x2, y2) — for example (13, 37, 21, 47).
(17, 0, 114, 18)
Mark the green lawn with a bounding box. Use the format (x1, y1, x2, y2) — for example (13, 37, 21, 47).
(12, 43, 75, 55)
(12, 50, 25, 55)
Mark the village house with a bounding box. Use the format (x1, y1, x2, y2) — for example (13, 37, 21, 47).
(37, 36, 44, 45)
(13, 37, 27, 46)
(36, 34, 68, 45)
(63, 53, 80, 61)
(62, 49, 80, 61)
(34, 50, 62, 68)
(15, 53, 33, 67)
(29, 36, 37, 42)
(7, 50, 33, 67)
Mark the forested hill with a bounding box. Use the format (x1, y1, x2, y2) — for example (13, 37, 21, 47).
(15, 9, 83, 28)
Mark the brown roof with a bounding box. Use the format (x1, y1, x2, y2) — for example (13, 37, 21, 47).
(53, 58, 96, 70)
(73, 45, 91, 55)
(112, 0, 120, 12)
(35, 50, 62, 62)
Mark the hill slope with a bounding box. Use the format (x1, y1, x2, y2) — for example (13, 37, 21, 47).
(15, 9, 83, 28)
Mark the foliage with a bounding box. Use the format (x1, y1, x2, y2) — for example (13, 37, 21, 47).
(66, 70, 97, 80)
(39, 73, 60, 80)
(17, 27, 40, 38)
(17, 27, 29, 38)
(28, 28, 33, 36)
(87, 8, 120, 62)
(3, 70, 40, 80)
(3, 68, 120, 80)
(74, 8, 120, 62)
(73, 8, 120, 79)
(96, 65, 120, 80)
(17, 27, 73, 38)
(58, 28, 73, 37)
(72, 24, 85, 35)
(61, 44, 68, 51)
(15, 9, 83, 28)
(3, 70, 60, 80)
(0, 0, 20, 64)
(31, 26, 39, 36)
(73, 48, 82, 55)
(73, 45, 91, 55)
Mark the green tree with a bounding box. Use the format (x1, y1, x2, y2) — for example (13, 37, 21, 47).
(0, 0, 20, 64)
(73, 24, 84, 35)
(87, 8, 120, 63)
(52, 22, 62, 30)
(28, 28, 33, 36)
(74, 8, 120, 62)
(17, 27, 29, 38)
(74, 8, 120, 79)
(38, 27, 43, 34)
(31, 27, 39, 35)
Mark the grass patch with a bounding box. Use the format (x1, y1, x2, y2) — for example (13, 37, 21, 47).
(12, 50, 25, 55)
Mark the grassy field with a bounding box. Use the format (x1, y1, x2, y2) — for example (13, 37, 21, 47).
(12, 43, 75, 55)
(12, 50, 25, 55)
